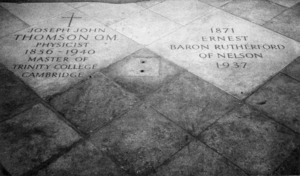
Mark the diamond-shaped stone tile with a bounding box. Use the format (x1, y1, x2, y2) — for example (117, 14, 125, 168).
(0, 104, 81, 176)
(0, 3, 73, 26)
(110, 9, 181, 45)
(0, 9, 142, 97)
(78, 3, 145, 26)
(199, 104, 300, 175)
(37, 141, 129, 176)
(90, 104, 191, 175)
(222, 0, 286, 25)
(102, 48, 183, 98)
(149, 0, 216, 25)
(273, 146, 300, 175)
(147, 72, 240, 136)
(0, 6, 29, 39)
(49, 71, 138, 135)
(264, 3, 300, 42)
(269, 0, 300, 7)
(282, 57, 300, 81)
(199, 0, 232, 7)
(0, 63, 39, 120)
(151, 140, 247, 176)
(148, 9, 300, 99)
(246, 73, 300, 133)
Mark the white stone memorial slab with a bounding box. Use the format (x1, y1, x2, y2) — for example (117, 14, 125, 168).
(148, 10, 300, 99)
(0, 10, 142, 98)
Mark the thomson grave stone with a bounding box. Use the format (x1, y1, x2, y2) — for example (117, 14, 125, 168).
(0, 10, 142, 97)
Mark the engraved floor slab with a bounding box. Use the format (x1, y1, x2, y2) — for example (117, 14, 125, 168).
(110, 9, 181, 45)
(49, 72, 138, 135)
(0, 10, 142, 97)
(149, 0, 216, 25)
(0, 3, 73, 26)
(147, 72, 240, 136)
(148, 9, 300, 99)
(0, 104, 81, 176)
(151, 140, 247, 176)
(78, 3, 145, 26)
(0, 64, 39, 120)
(199, 104, 300, 175)
(90, 104, 191, 175)
(102, 48, 183, 98)
(246, 73, 300, 133)
(0, 6, 29, 39)
(37, 141, 129, 176)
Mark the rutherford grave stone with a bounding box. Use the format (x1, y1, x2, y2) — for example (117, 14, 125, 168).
(148, 9, 300, 99)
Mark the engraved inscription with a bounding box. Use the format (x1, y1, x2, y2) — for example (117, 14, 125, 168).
(12, 25, 117, 78)
(169, 27, 286, 69)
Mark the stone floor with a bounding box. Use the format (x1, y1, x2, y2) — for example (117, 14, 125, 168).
(0, 0, 300, 175)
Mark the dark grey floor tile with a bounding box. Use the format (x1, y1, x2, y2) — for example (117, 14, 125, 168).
(49, 72, 139, 135)
(0, 6, 28, 38)
(90, 104, 191, 175)
(264, 3, 300, 42)
(102, 48, 182, 99)
(282, 57, 300, 81)
(199, 104, 300, 175)
(151, 140, 247, 176)
(246, 73, 300, 133)
(222, 0, 286, 25)
(274, 146, 300, 175)
(0, 63, 39, 120)
(37, 141, 128, 176)
(147, 72, 240, 136)
(0, 104, 81, 176)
